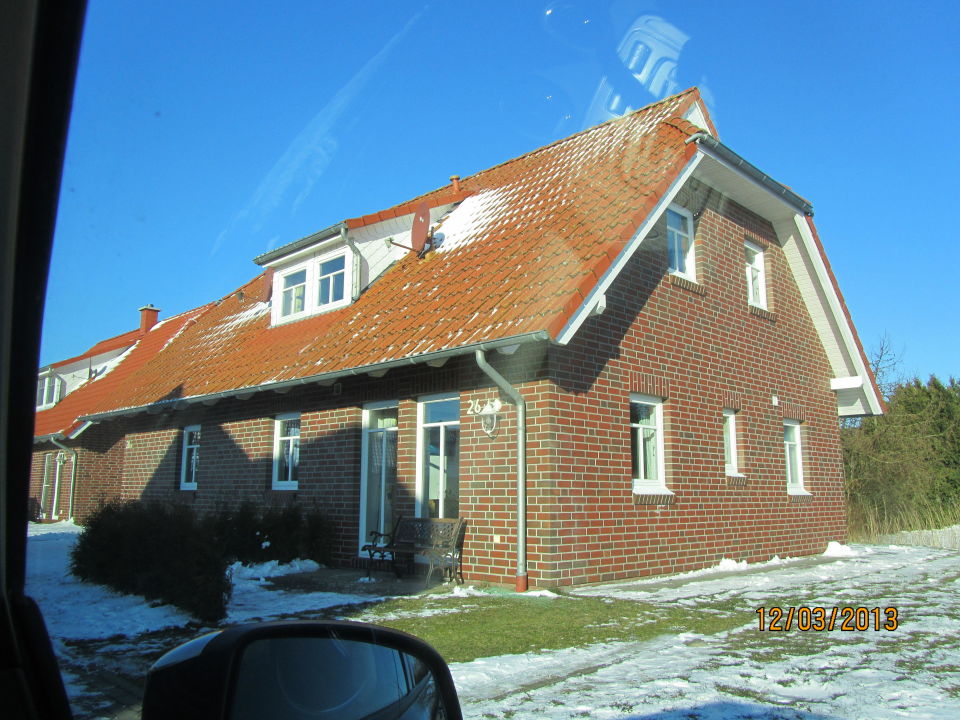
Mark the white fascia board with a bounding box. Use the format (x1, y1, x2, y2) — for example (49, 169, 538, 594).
(66, 421, 92, 440)
(831, 376, 864, 391)
(555, 154, 703, 346)
(784, 215, 883, 416)
(260, 232, 343, 269)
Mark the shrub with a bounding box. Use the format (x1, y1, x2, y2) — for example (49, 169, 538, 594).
(71, 501, 231, 622)
(71, 500, 334, 622)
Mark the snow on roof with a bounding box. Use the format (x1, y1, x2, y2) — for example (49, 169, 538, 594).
(42, 88, 715, 426)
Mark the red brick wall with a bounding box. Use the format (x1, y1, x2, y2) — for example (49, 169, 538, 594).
(36, 189, 848, 587)
(527, 188, 846, 586)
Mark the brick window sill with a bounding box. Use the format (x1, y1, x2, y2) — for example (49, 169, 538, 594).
(749, 304, 777, 322)
(725, 474, 748, 487)
(668, 273, 706, 295)
(788, 491, 813, 504)
(633, 492, 676, 506)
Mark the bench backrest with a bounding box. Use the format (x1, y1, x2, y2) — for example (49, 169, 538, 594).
(393, 517, 465, 551)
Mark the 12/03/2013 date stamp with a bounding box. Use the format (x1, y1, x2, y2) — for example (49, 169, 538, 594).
(756, 606, 899, 631)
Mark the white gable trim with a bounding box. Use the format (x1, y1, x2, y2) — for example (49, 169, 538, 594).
(775, 214, 883, 417)
(555, 154, 704, 346)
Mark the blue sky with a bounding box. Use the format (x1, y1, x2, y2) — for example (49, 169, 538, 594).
(43, 1, 960, 383)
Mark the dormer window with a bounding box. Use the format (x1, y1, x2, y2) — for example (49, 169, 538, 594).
(36, 374, 63, 409)
(272, 247, 352, 324)
(281, 270, 307, 316)
(317, 255, 345, 306)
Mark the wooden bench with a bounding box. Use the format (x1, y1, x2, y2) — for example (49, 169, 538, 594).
(362, 517, 466, 585)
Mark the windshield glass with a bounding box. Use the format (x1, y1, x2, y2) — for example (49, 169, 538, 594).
(27, 2, 960, 719)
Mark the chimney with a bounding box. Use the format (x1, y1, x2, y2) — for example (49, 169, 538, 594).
(139, 304, 160, 333)
(450, 175, 461, 193)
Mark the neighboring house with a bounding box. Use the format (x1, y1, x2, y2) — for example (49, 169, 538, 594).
(31, 88, 882, 589)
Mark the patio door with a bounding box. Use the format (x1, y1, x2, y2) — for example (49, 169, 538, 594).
(419, 396, 460, 519)
(360, 404, 398, 550)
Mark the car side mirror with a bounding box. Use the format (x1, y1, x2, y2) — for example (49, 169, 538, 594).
(141, 620, 462, 720)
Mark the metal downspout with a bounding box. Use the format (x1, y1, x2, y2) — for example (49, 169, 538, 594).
(475, 349, 528, 592)
(341, 226, 362, 302)
(51, 436, 78, 520)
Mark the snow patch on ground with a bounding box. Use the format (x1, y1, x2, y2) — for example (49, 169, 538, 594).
(880, 522, 960, 550)
(25, 522, 372, 638)
(823, 541, 857, 557)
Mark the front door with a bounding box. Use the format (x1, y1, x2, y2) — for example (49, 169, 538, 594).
(360, 405, 398, 550)
(420, 397, 460, 519)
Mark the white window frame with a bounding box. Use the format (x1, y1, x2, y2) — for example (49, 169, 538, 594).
(666, 204, 696, 281)
(272, 247, 352, 325)
(272, 413, 301, 491)
(630, 393, 670, 495)
(784, 420, 809, 495)
(358, 401, 399, 552)
(723, 409, 742, 477)
(179, 425, 201, 490)
(415, 394, 460, 519)
(36, 373, 63, 409)
(745, 239, 767, 309)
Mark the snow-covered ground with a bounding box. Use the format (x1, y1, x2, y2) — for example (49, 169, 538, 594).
(25, 521, 960, 719)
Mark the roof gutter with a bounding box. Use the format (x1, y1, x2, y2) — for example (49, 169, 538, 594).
(685, 132, 814, 217)
(475, 349, 527, 593)
(79, 331, 552, 423)
(253, 221, 347, 267)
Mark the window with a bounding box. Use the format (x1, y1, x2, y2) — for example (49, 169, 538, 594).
(273, 414, 301, 490)
(274, 249, 351, 323)
(745, 240, 767, 308)
(179, 425, 201, 490)
(280, 269, 307, 317)
(666, 205, 696, 280)
(723, 409, 740, 476)
(418, 396, 459, 518)
(784, 420, 806, 493)
(630, 394, 668, 494)
(317, 255, 346, 307)
(36, 374, 62, 409)
(360, 403, 398, 550)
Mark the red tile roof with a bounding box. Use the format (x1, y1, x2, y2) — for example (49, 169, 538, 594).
(34, 308, 210, 437)
(38, 88, 711, 430)
(49, 328, 142, 369)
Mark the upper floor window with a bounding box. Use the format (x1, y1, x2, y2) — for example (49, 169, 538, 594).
(281, 269, 307, 317)
(666, 206, 696, 281)
(318, 255, 346, 307)
(180, 425, 201, 490)
(36, 374, 63, 409)
(273, 249, 351, 324)
(745, 240, 767, 309)
(273, 413, 301, 490)
(630, 394, 668, 494)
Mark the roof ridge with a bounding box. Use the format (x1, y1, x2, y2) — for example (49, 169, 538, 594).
(342, 87, 702, 226)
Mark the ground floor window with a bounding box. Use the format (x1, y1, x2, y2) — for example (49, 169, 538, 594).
(180, 425, 201, 490)
(784, 420, 805, 493)
(630, 393, 667, 494)
(273, 414, 300, 490)
(723, 409, 740, 476)
(418, 396, 460, 518)
(360, 403, 398, 549)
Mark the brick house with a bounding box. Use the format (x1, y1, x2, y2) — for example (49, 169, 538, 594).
(32, 88, 882, 589)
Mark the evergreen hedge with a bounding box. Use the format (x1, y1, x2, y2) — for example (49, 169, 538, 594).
(70, 500, 333, 622)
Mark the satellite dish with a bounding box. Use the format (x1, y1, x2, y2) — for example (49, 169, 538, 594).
(410, 201, 431, 255)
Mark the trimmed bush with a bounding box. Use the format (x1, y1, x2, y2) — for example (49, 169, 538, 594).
(71, 501, 231, 622)
(71, 500, 334, 622)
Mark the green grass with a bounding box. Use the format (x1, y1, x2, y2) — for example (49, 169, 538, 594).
(336, 591, 747, 664)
